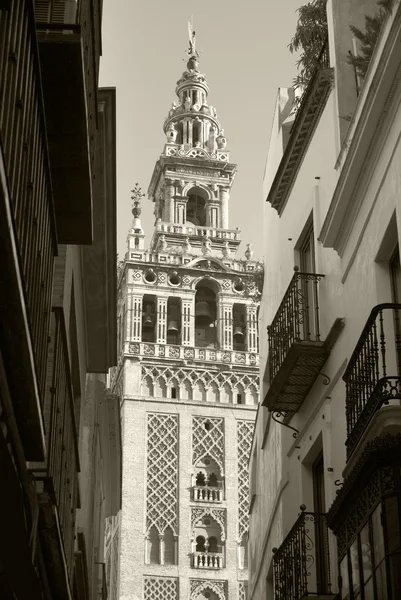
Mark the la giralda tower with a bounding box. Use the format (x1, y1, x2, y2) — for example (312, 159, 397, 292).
(108, 27, 261, 600)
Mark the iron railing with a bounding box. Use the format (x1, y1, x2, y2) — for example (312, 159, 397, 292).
(344, 303, 401, 457)
(268, 269, 324, 382)
(0, 0, 58, 402)
(273, 507, 332, 600)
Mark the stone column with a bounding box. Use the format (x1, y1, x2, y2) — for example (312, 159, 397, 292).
(219, 300, 233, 350)
(181, 297, 194, 346)
(144, 535, 150, 564)
(159, 534, 165, 565)
(127, 294, 142, 341)
(165, 179, 175, 223)
(220, 187, 229, 229)
(188, 119, 193, 146)
(156, 297, 167, 344)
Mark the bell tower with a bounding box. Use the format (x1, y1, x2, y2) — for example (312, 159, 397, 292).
(111, 28, 261, 600)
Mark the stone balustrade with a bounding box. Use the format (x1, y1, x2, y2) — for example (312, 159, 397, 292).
(193, 486, 223, 503)
(125, 341, 259, 367)
(193, 552, 223, 569)
(156, 222, 240, 240)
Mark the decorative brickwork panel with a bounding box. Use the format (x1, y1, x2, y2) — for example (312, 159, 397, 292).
(190, 579, 227, 600)
(142, 365, 259, 395)
(239, 581, 247, 600)
(237, 421, 254, 539)
(144, 576, 178, 600)
(193, 416, 224, 470)
(146, 414, 178, 534)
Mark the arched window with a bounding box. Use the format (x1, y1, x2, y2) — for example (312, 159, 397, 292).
(148, 526, 160, 564)
(196, 472, 206, 486)
(233, 304, 246, 351)
(186, 190, 206, 226)
(208, 472, 218, 487)
(164, 527, 175, 565)
(195, 280, 218, 349)
(167, 297, 181, 345)
(142, 295, 156, 343)
(208, 536, 218, 553)
(196, 535, 206, 552)
(142, 375, 153, 396)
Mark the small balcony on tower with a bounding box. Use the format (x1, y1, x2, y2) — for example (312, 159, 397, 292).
(344, 303, 401, 459)
(263, 268, 332, 415)
(272, 506, 334, 600)
(192, 456, 224, 503)
(192, 519, 225, 569)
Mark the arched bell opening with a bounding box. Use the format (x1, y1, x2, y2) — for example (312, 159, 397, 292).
(195, 280, 218, 348)
(142, 295, 157, 343)
(167, 297, 181, 345)
(233, 303, 246, 351)
(186, 187, 207, 227)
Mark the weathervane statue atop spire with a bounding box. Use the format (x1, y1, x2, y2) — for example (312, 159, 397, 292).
(186, 18, 199, 59)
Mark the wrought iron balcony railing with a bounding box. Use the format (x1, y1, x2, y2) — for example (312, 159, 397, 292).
(264, 269, 329, 414)
(193, 552, 223, 569)
(273, 506, 332, 600)
(344, 303, 401, 458)
(193, 486, 223, 503)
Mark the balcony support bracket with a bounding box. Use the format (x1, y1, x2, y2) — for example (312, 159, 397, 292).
(271, 411, 299, 439)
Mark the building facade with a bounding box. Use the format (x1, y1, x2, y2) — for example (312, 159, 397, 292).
(249, 1, 401, 599)
(0, 2, 120, 599)
(111, 38, 261, 600)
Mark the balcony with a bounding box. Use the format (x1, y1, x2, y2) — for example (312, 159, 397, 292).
(31, 308, 80, 598)
(273, 507, 334, 600)
(267, 38, 333, 215)
(193, 552, 223, 569)
(155, 221, 241, 244)
(344, 303, 401, 458)
(35, 0, 102, 243)
(263, 270, 330, 414)
(126, 341, 259, 367)
(193, 486, 223, 503)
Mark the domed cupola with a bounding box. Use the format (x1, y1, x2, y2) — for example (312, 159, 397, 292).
(163, 27, 227, 156)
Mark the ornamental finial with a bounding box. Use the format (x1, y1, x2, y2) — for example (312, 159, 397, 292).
(131, 183, 145, 218)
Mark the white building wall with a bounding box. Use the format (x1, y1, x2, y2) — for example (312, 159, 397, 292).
(250, 3, 401, 599)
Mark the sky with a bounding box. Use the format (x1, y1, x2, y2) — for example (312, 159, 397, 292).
(99, 0, 304, 261)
